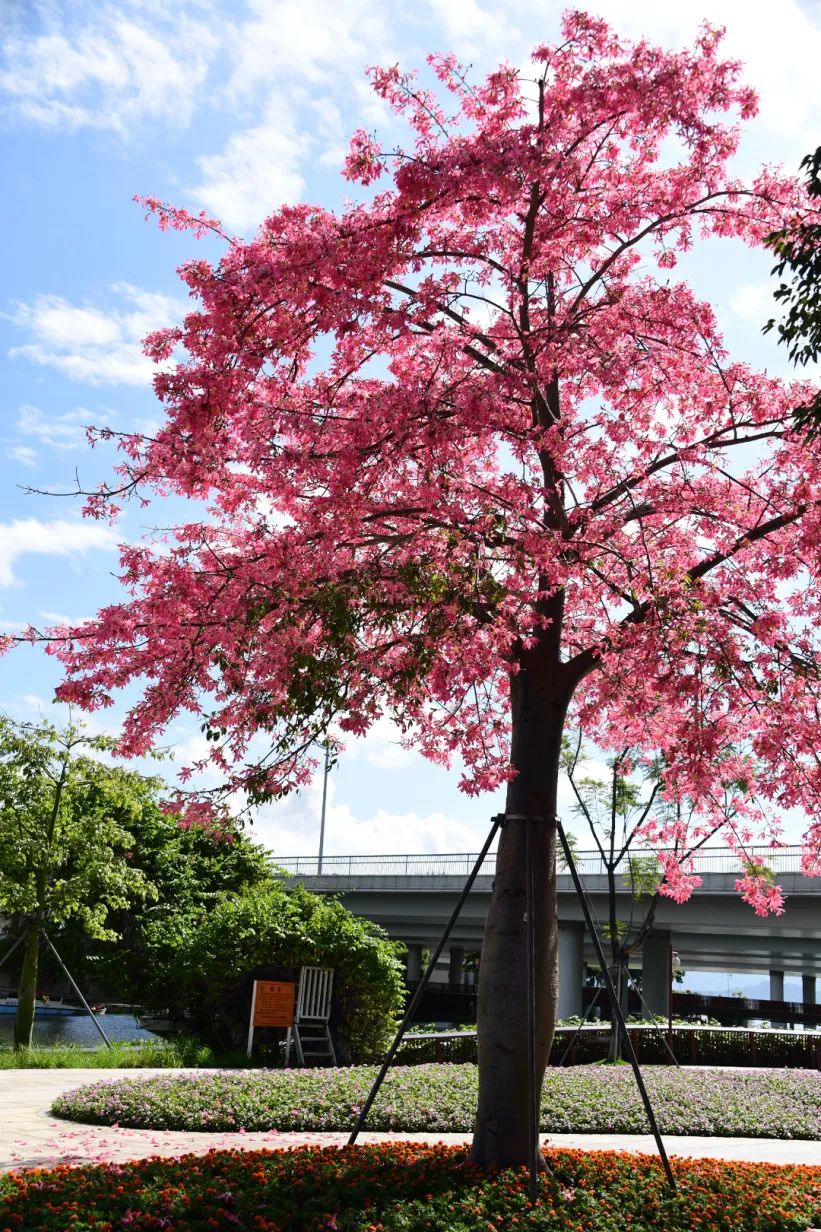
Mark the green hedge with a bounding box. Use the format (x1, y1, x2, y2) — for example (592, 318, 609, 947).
(394, 1025, 821, 1068)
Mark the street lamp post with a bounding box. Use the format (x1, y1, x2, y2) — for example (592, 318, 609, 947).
(667, 945, 673, 1046)
(318, 740, 330, 874)
(668, 947, 681, 1046)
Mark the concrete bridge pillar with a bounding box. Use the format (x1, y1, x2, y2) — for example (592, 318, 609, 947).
(557, 922, 584, 1020)
(641, 930, 671, 1018)
(802, 974, 816, 1006)
(769, 969, 787, 1027)
(448, 946, 465, 990)
(405, 944, 422, 983)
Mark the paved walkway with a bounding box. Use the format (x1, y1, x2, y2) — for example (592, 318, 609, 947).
(2, 1069, 820, 1174)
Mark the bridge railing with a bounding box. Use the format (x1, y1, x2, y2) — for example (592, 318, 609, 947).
(271, 844, 805, 879)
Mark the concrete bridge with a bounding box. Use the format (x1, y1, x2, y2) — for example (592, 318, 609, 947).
(274, 845, 821, 1020)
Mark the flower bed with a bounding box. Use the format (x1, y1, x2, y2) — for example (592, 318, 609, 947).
(1, 1143, 819, 1231)
(52, 1064, 821, 1139)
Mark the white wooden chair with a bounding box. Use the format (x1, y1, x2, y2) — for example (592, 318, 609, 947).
(286, 966, 337, 1066)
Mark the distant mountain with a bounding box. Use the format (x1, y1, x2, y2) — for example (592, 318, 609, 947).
(681, 973, 804, 1000)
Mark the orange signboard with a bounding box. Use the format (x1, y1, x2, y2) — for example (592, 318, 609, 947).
(252, 980, 295, 1028)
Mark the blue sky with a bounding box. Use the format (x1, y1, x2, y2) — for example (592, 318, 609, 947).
(2, 0, 821, 871)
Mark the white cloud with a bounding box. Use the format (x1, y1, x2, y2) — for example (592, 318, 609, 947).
(344, 714, 414, 770)
(252, 769, 481, 857)
(730, 282, 773, 323)
(15, 404, 94, 452)
(0, 8, 218, 136)
(166, 722, 483, 856)
(0, 518, 120, 588)
(424, 0, 520, 58)
(5, 444, 37, 468)
(39, 610, 91, 626)
(227, 0, 391, 100)
(182, 0, 399, 233)
(8, 283, 185, 386)
(186, 102, 306, 234)
(21, 693, 48, 712)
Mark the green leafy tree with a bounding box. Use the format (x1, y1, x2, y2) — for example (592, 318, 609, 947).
(166, 881, 406, 1062)
(0, 716, 156, 1047)
(765, 145, 821, 435)
(41, 782, 403, 1061)
(73, 807, 275, 1008)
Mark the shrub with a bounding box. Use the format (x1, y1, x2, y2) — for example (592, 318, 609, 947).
(166, 882, 406, 1062)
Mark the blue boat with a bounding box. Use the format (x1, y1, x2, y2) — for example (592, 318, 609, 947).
(0, 999, 82, 1017)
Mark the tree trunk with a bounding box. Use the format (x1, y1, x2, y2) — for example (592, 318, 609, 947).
(470, 636, 570, 1169)
(606, 959, 629, 1062)
(14, 922, 40, 1050)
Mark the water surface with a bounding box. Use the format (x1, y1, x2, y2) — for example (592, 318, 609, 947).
(0, 1012, 159, 1047)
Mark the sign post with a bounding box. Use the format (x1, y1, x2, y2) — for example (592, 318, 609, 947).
(246, 979, 296, 1059)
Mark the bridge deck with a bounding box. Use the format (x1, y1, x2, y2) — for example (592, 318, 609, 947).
(273, 844, 808, 879)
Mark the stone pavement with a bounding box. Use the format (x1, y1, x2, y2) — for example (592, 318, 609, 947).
(2, 1068, 820, 1174)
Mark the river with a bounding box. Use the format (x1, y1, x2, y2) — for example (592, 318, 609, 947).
(0, 1011, 160, 1047)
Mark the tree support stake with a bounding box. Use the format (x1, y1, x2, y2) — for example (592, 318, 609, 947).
(557, 821, 676, 1190)
(348, 814, 503, 1146)
(525, 814, 540, 1203)
(42, 930, 112, 1049)
(0, 934, 25, 974)
(556, 983, 602, 1067)
(624, 965, 680, 1067)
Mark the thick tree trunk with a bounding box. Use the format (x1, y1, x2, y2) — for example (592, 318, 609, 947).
(470, 637, 570, 1169)
(14, 922, 40, 1050)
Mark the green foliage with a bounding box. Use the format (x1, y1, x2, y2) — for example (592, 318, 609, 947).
(740, 856, 776, 884)
(0, 1036, 220, 1069)
(765, 146, 821, 436)
(0, 716, 156, 939)
(555, 828, 578, 871)
(560, 736, 664, 961)
(163, 880, 406, 1061)
(34, 780, 403, 1065)
(78, 806, 274, 1004)
(626, 853, 662, 900)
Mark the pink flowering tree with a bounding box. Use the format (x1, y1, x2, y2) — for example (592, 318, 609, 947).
(11, 14, 821, 1167)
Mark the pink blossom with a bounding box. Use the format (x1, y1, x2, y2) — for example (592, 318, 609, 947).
(18, 17, 819, 888)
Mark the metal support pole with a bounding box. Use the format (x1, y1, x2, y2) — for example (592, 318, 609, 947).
(348, 814, 502, 1145)
(557, 984, 603, 1067)
(525, 816, 540, 1203)
(318, 740, 330, 874)
(42, 931, 112, 1049)
(624, 965, 679, 1066)
(557, 822, 676, 1190)
(0, 934, 25, 973)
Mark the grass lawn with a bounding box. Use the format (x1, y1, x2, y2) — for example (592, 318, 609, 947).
(52, 1063, 821, 1139)
(0, 1039, 254, 1070)
(1, 1143, 819, 1231)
